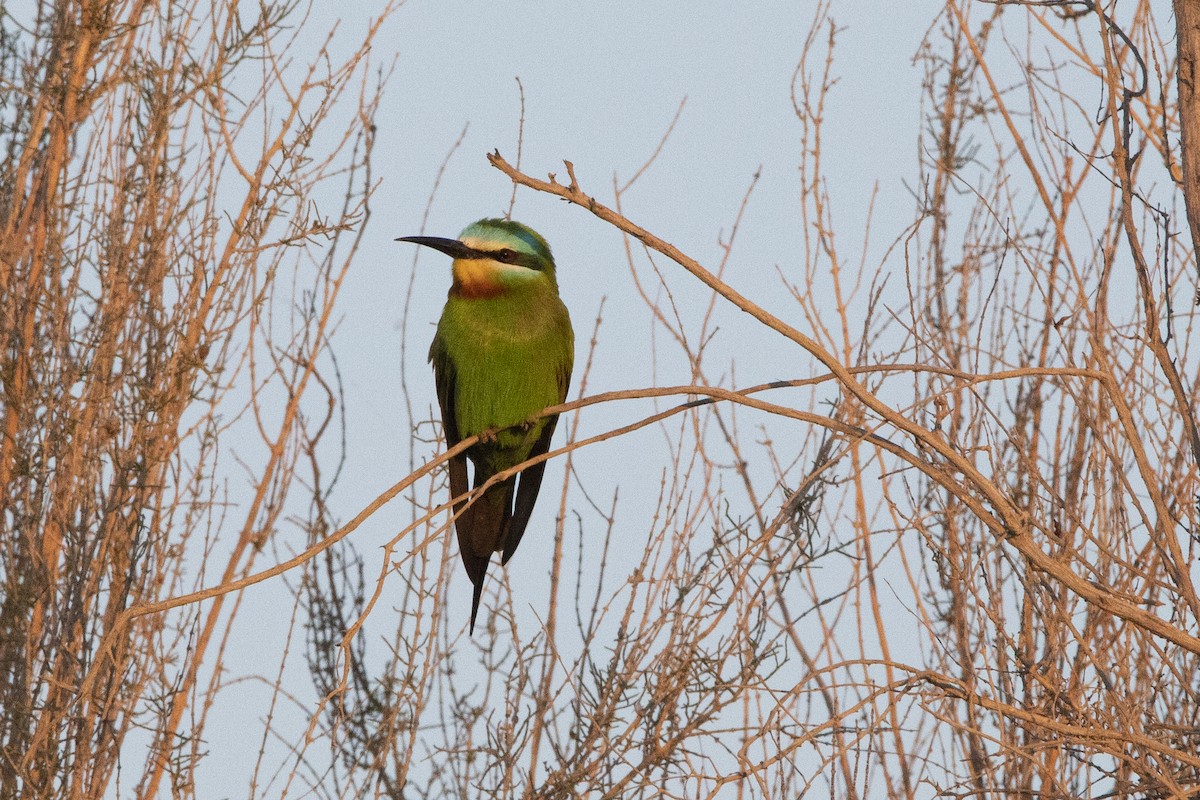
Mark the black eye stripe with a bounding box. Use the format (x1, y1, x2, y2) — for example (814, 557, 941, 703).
(486, 247, 534, 267)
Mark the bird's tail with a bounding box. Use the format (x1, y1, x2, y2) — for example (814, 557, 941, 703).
(458, 473, 515, 634)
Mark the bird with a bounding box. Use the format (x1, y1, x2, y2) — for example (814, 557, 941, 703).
(396, 218, 574, 633)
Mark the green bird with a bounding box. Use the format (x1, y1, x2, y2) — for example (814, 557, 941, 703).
(397, 218, 574, 633)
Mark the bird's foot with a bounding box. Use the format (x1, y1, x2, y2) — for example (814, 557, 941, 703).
(478, 426, 499, 444)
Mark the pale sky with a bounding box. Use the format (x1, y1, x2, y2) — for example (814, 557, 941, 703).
(199, 1, 1028, 795)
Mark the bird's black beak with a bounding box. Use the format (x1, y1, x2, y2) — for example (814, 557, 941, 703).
(395, 235, 476, 260)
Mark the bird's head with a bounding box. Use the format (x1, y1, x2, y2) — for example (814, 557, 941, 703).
(397, 218, 558, 299)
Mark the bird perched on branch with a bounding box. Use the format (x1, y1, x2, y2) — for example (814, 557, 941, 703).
(397, 218, 574, 633)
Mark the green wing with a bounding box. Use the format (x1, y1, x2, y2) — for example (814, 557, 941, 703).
(428, 336, 486, 592)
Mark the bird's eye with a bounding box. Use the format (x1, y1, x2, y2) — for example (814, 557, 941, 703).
(495, 249, 516, 263)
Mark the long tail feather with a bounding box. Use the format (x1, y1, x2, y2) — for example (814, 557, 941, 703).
(458, 474, 515, 634)
(468, 570, 486, 635)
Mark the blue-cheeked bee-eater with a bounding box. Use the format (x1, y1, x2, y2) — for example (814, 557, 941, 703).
(397, 219, 574, 633)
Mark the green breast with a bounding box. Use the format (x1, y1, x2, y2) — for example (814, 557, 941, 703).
(433, 289, 573, 458)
